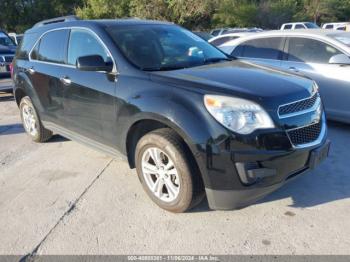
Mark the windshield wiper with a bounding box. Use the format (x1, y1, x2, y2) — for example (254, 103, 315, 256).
(203, 57, 233, 64)
(142, 56, 235, 71)
(142, 65, 188, 71)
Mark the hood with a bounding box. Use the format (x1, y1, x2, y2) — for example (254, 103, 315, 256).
(150, 60, 314, 110)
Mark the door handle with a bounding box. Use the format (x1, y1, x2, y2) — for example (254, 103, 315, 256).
(60, 76, 72, 86)
(27, 67, 35, 75)
(288, 67, 299, 73)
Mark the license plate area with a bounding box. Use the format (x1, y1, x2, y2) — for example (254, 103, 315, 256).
(0, 65, 10, 73)
(309, 140, 330, 169)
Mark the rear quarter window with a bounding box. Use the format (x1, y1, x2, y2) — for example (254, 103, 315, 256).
(287, 37, 342, 63)
(231, 45, 243, 57)
(16, 33, 38, 60)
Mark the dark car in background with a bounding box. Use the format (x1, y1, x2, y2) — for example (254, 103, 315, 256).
(0, 30, 16, 92)
(13, 17, 329, 212)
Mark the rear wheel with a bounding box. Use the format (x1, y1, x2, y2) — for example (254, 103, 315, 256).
(135, 128, 204, 213)
(20, 96, 52, 142)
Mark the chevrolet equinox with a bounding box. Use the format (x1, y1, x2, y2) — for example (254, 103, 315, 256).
(12, 16, 330, 212)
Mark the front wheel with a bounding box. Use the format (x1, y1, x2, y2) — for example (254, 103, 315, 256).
(20, 96, 53, 142)
(135, 128, 204, 213)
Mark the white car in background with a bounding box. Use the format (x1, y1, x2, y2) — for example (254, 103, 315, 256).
(281, 22, 319, 30)
(323, 22, 350, 31)
(219, 29, 350, 123)
(208, 32, 256, 47)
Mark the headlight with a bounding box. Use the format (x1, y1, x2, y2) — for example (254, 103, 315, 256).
(204, 95, 275, 134)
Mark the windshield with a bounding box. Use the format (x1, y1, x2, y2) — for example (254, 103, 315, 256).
(305, 23, 319, 29)
(107, 24, 229, 71)
(0, 32, 16, 47)
(329, 33, 350, 47)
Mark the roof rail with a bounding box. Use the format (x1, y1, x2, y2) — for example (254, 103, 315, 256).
(33, 15, 80, 28)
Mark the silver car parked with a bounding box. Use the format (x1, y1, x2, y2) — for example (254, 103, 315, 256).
(220, 30, 350, 124)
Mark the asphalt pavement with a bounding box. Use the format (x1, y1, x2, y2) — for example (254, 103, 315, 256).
(0, 91, 349, 256)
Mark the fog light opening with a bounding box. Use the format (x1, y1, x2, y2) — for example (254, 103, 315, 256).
(235, 162, 276, 185)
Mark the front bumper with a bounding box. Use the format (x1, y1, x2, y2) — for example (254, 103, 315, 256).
(0, 77, 13, 92)
(205, 139, 330, 210)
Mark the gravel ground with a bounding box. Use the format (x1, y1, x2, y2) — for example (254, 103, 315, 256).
(0, 91, 349, 256)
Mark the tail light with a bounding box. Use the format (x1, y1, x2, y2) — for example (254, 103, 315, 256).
(9, 63, 14, 79)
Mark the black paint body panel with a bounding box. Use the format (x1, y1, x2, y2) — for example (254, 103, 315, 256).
(12, 20, 329, 209)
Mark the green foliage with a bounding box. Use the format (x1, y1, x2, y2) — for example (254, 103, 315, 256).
(295, 0, 350, 23)
(76, 0, 130, 19)
(0, 0, 83, 32)
(213, 0, 258, 27)
(259, 0, 299, 29)
(167, 0, 217, 29)
(129, 0, 170, 21)
(1, 0, 350, 33)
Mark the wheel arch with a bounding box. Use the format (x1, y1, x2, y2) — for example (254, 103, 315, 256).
(14, 87, 27, 107)
(125, 116, 198, 169)
(13, 71, 38, 107)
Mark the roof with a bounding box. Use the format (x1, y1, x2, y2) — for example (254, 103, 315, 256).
(26, 17, 173, 34)
(323, 22, 350, 25)
(208, 32, 256, 42)
(282, 22, 314, 25)
(219, 29, 350, 55)
(236, 29, 350, 37)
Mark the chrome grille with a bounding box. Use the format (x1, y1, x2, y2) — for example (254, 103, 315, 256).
(287, 121, 322, 146)
(0, 55, 14, 63)
(4, 56, 13, 63)
(279, 92, 319, 117)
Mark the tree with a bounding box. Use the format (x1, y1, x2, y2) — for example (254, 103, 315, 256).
(129, 0, 169, 21)
(294, 0, 350, 24)
(0, 0, 83, 32)
(258, 0, 300, 29)
(168, 0, 217, 29)
(1, 0, 350, 33)
(213, 0, 259, 28)
(76, 0, 131, 19)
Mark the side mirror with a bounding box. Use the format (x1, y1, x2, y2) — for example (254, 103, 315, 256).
(329, 54, 350, 65)
(76, 55, 113, 72)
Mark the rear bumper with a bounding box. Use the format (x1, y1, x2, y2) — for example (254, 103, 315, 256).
(205, 139, 330, 210)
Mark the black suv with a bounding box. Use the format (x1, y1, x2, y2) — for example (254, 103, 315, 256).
(0, 30, 16, 92)
(13, 16, 330, 212)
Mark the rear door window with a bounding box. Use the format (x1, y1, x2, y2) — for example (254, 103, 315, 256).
(35, 29, 69, 64)
(17, 33, 38, 60)
(239, 37, 284, 60)
(231, 45, 243, 57)
(287, 37, 342, 63)
(284, 24, 292, 30)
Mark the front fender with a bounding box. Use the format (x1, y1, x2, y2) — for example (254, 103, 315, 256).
(118, 85, 231, 188)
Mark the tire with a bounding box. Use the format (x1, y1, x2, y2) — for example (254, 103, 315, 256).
(135, 128, 204, 213)
(20, 96, 53, 143)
